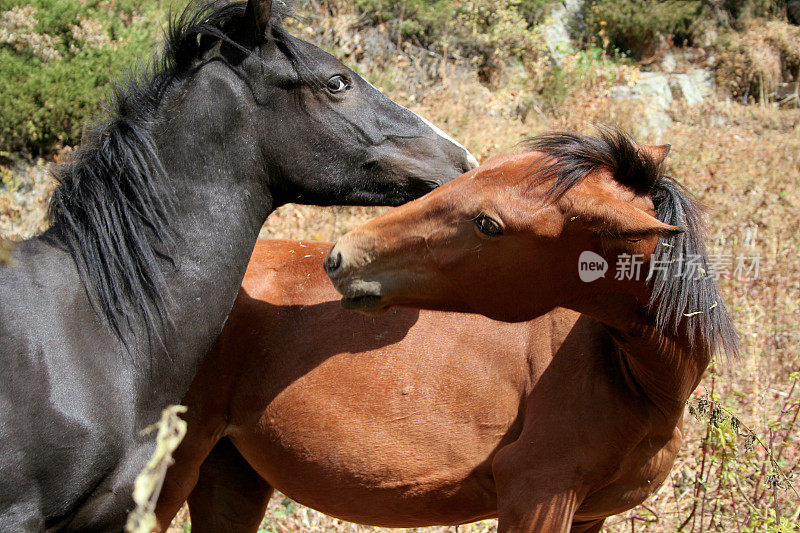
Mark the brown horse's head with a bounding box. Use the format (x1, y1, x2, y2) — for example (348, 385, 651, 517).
(325, 130, 681, 323)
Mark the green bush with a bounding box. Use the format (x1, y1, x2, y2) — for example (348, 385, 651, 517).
(354, 0, 453, 44)
(721, 0, 787, 25)
(354, 0, 550, 83)
(517, 0, 551, 26)
(0, 0, 169, 154)
(584, 0, 703, 58)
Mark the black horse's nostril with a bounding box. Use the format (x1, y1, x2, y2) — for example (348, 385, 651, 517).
(324, 249, 343, 275)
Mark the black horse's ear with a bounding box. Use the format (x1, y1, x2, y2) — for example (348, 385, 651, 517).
(245, 0, 272, 42)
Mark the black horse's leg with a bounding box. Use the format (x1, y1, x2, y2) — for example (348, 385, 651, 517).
(187, 438, 272, 533)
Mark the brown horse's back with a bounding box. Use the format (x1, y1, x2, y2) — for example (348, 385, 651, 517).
(188, 240, 540, 526)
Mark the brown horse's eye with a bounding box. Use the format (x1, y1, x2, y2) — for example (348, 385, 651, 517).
(474, 214, 503, 237)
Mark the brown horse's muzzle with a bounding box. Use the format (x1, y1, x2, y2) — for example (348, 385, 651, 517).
(324, 241, 390, 315)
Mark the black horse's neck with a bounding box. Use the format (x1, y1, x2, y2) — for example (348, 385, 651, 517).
(146, 78, 275, 399)
(44, 59, 276, 409)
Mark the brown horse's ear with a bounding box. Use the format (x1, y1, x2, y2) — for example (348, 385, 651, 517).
(575, 196, 683, 238)
(245, 0, 272, 41)
(637, 144, 671, 166)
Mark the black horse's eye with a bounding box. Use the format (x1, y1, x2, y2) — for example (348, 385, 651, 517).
(326, 75, 351, 94)
(474, 214, 503, 237)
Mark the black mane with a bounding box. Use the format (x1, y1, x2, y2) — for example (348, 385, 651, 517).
(526, 129, 739, 358)
(47, 1, 292, 354)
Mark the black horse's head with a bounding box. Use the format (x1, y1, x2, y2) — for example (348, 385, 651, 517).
(167, 0, 476, 207)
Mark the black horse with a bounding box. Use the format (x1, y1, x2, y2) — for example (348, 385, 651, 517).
(0, 0, 475, 529)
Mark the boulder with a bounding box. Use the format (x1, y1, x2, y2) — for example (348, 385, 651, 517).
(669, 69, 714, 105)
(631, 72, 673, 109)
(610, 68, 714, 139)
(541, 0, 584, 62)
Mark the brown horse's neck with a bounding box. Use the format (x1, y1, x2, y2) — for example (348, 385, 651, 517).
(609, 320, 709, 417)
(569, 284, 710, 417)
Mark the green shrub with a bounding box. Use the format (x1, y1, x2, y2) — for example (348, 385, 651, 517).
(354, 0, 455, 45)
(721, 0, 787, 25)
(517, 0, 551, 26)
(0, 0, 169, 154)
(354, 0, 550, 83)
(585, 0, 703, 58)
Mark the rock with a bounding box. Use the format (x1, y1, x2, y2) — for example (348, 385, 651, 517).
(670, 69, 713, 105)
(614, 68, 713, 108)
(610, 73, 673, 140)
(541, 0, 584, 63)
(610, 68, 714, 139)
(660, 50, 677, 73)
(631, 72, 673, 109)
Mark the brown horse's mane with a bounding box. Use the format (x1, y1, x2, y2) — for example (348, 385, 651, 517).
(524, 129, 739, 358)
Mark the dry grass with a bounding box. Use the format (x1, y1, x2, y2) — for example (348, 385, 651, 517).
(1, 10, 798, 533)
(0, 238, 13, 265)
(715, 19, 800, 104)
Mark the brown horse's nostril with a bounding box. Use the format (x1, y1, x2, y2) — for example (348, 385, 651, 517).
(324, 249, 343, 275)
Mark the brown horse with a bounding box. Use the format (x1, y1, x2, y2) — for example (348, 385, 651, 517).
(325, 130, 739, 530)
(155, 131, 737, 532)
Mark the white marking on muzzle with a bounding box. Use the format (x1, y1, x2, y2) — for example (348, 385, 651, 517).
(366, 80, 479, 169)
(414, 113, 480, 169)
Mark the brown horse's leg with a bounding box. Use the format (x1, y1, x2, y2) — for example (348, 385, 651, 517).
(153, 408, 224, 531)
(187, 438, 273, 533)
(495, 495, 579, 533)
(571, 519, 605, 533)
(492, 443, 581, 532)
